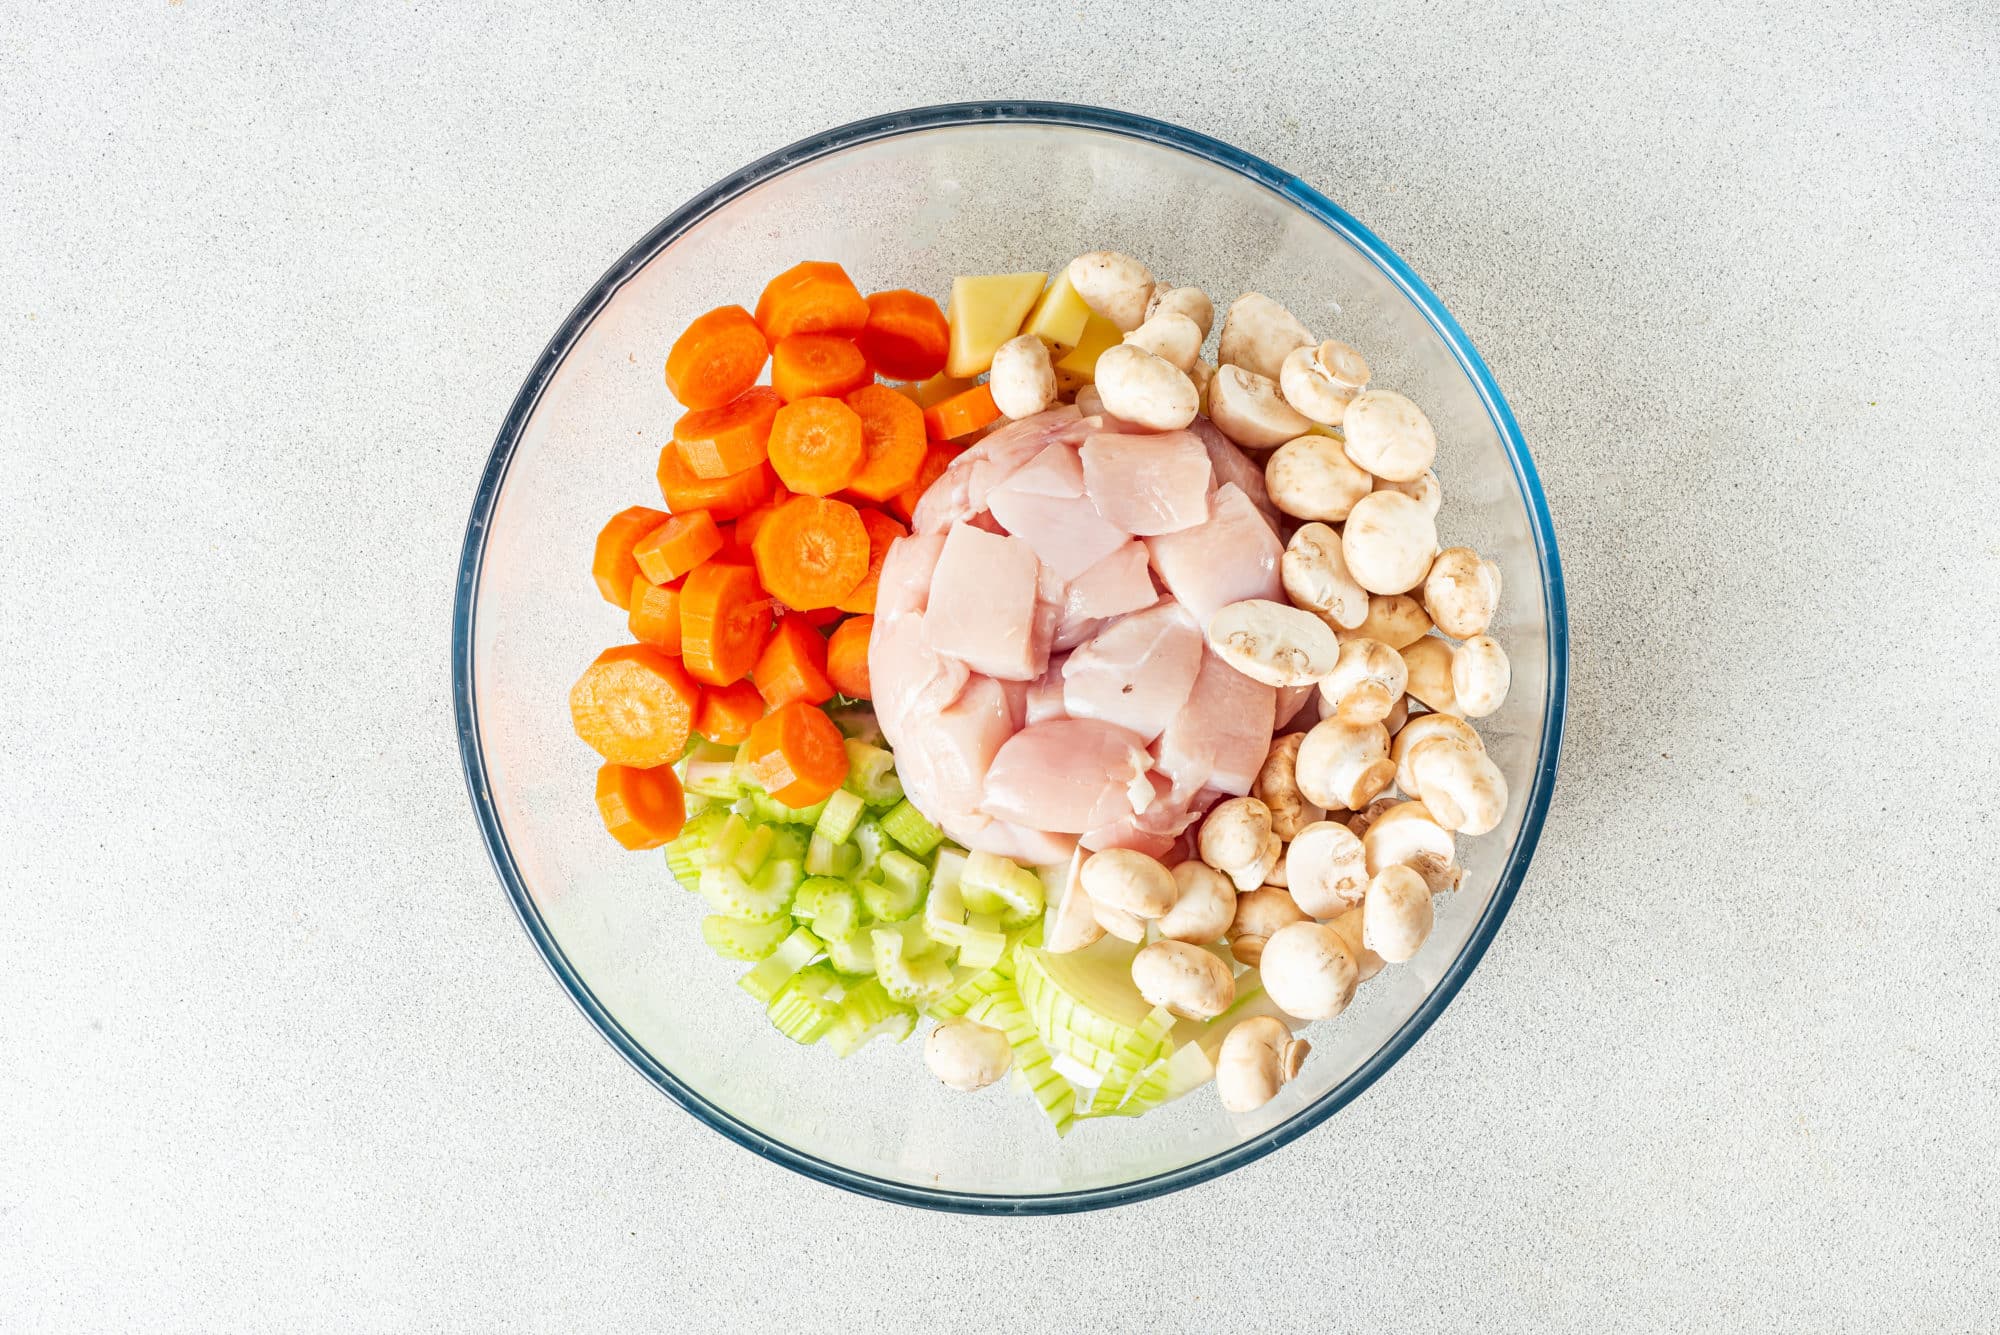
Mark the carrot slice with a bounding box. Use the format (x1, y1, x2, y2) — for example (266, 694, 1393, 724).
(734, 487, 790, 556)
(796, 606, 845, 628)
(753, 614, 834, 709)
(673, 387, 780, 479)
(592, 506, 670, 609)
(569, 645, 701, 768)
(834, 509, 909, 615)
(595, 763, 687, 849)
(665, 305, 769, 410)
(890, 443, 963, 524)
(632, 511, 723, 584)
(750, 496, 869, 612)
(922, 382, 1001, 441)
(768, 397, 865, 497)
(627, 575, 683, 653)
(771, 334, 873, 403)
(843, 383, 928, 503)
(658, 447, 774, 521)
(754, 261, 868, 343)
(857, 290, 951, 381)
(825, 615, 873, 700)
(743, 700, 849, 807)
(678, 562, 773, 687)
(695, 678, 766, 746)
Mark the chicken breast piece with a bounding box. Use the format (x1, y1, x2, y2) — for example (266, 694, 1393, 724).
(869, 609, 970, 738)
(890, 673, 1016, 846)
(1144, 482, 1284, 626)
(1079, 431, 1213, 536)
(922, 523, 1043, 681)
(1060, 602, 1204, 742)
(979, 719, 1154, 834)
(873, 532, 944, 621)
(1152, 648, 1278, 802)
(1063, 540, 1157, 622)
(1187, 415, 1282, 528)
(911, 407, 1089, 534)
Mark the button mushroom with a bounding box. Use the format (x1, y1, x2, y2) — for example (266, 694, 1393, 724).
(1341, 490, 1438, 595)
(1092, 897, 1147, 943)
(1122, 311, 1204, 373)
(1253, 732, 1326, 840)
(924, 1018, 1013, 1091)
(1145, 283, 1215, 339)
(1188, 358, 1214, 405)
(1197, 797, 1283, 894)
(1345, 796, 1400, 840)
(1383, 691, 1411, 736)
(1342, 592, 1432, 649)
(1399, 636, 1459, 714)
(1423, 547, 1501, 638)
(1405, 737, 1509, 835)
(1156, 861, 1239, 944)
(1294, 716, 1396, 812)
(1361, 864, 1433, 963)
(1451, 634, 1511, 718)
(1282, 523, 1369, 631)
(1391, 714, 1484, 796)
(1283, 819, 1370, 918)
(1227, 886, 1309, 966)
(1206, 598, 1342, 687)
(1317, 637, 1410, 725)
(1208, 364, 1314, 449)
(1341, 389, 1437, 482)
(988, 333, 1058, 420)
(1131, 940, 1235, 1020)
(1218, 292, 1314, 381)
(1264, 434, 1375, 522)
(1277, 339, 1371, 426)
(1375, 468, 1442, 517)
(1217, 1015, 1310, 1113)
(1359, 799, 1463, 894)
(1067, 250, 1156, 331)
(1091, 343, 1199, 431)
(1327, 906, 1386, 982)
(1079, 848, 1179, 920)
(1259, 921, 1359, 1020)
(1074, 382, 1106, 417)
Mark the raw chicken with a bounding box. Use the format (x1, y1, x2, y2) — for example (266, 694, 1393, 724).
(1063, 540, 1156, 621)
(1079, 431, 1212, 536)
(1186, 415, 1282, 528)
(1152, 647, 1278, 802)
(984, 444, 1130, 580)
(1145, 482, 1284, 626)
(888, 674, 1015, 840)
(1060, 602, 1204, 742)
(911, 407, 1092, 534)
(922, 523, 1042, 680)
(980, 719, 1153, 833)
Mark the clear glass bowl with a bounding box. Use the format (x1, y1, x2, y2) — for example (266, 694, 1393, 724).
(453, 102, 1568, 1212)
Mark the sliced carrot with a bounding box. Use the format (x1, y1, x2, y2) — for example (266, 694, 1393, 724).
(834, 509, 909, 615)
(665, 305, 769, 410)
(922, 382, 1001, 441)
(632, 511, 723, 584)
(768, 397, 865, 497)
(595, 763, 687, 850)
(678, 561, 773, 686)
(826, 615, 873, 700)
(754, 261, 868, 343)
(569, 645, 701, 768)
(890, 443, 963, 523)
(753, 614, 834, 709)
(658, 447, 775, 521)
(673, 387, 780, 479)
(734, 487, 791, 556)
(858, 289, 950, 381)
(695, 678, 766, 746)
(627, 575, 683, 653)
(743, 700, 849, 807)
(843, 383, 928, 503)
(771, 334, 873, 403)
(592, 506, 670, 609)
(750, 496, 869, 612)
(797, 606, 845, 628)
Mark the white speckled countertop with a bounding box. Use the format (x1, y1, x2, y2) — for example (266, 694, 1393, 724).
(4, 3, 1997, 1329)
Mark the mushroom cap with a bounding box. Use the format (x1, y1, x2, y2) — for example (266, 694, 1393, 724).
(925, 1019, 1013, 1091)
(1217, 1014, 1298, 1113)
(1341, 490, 1438, 595)
(1318, 637, 1410, 725)
(1145, 283, 1215, 339)
(1341, 389, 1437, 482)
(1362, 864, 1434, 963)
(1253, 732, 1327, 840)
(1360, 799, 1462, 894)
(1424, 547, 1501, 638)
(989, 333, 1057, 420)
(1294, 716, 1395, 812)
(1264, 434, 1375, 522)
(1327, 906, 1386, 982)
(1207, 598, 1342, 687)
(1282, 523, 1370, 630)
(1398, 635, 1460, 714)
(1343, 593, 1432, 649)
(1131, 940, 1235, 1020)
(1375, 468, 1442, 517)
(1283, 820, 1370, 918)
(1208, 365, 1315, 449)
(1228, 886, 1309, 965)
(1156, 861, 1239, 944)
(1406, 737, 1510, 835)
(1080, 847, 1178, 919)
(1392, 714, 1484, 794)
(1259, 921, 1359, 1020)
(1122, 311, 1204, 373)
(1092, 343, 1199, 431)
(1451, 634, 1512, 718)
(1218, 292, 1314, 380)
(1068, 250, 1155, 330)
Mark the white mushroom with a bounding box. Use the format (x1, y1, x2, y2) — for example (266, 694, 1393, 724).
(1294, 716, 1395, 812)
(1360, 800, 1463, 894)
(1131, 940, 1235, 1020)
(1341, 491, 1438, 594)
(1198, 797, 1283, 893)
(1281, 523, 1369, 630)
(988, 334, 1058, 420)
(1044, 849, 1106, 954)
(1156, 861, 1238, 944)
(1073, 382, 1106, 417)
(1090, 343, 1199, 431)
(1399, 636, 1459, 714)
(1227, 886, 1309, 966)
(1263, 434, 1375, 522)
(1277, 339, 1371, 426)
(1283, 820, 1370, 918)
(1079, 848, 1178, 920)
(1317, 638, 1409, 725)
(1452, 635, 1511, 718)
(1345, 796, 1399, 840)
(1259, 922, 1359, 1020)
(1253, 733, 1325, 840)
(1424, 547, 1502, 638)
(1216, 1015, 1310, 1113)
(924, 1019, 1013, 1091)
(1341, 389, 1437, 482)
(1405, 737, 1509, 835)
(1327, 906, 1386, 982)
(1375, 468, 1442, 516)
(1144, 283, 1215, 339)
(1187, 358, 1214, 404)
(1343, 593, 1432, 648)
(1206, 599, 1341, 687)
(1383, 692, 1411, 736)
(1092, 897, 1147, 943)
(1391, 714, 1484, 795)
(1067, 250, 1155, 331)
(1362, 864, 1433, 963)
(1207, 365, 1314, 449)
(1218, 293, 1314, 381)
(1122, 311, 1203, 373)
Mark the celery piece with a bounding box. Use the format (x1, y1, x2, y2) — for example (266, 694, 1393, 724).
(794, 877, 862, 943)
(699, 914, 792, 962)
(730, 824, 777, 878)
(825, 977, 914, 1056)
(822, 930, 876, 977)
(851, 819, 889, 873)
(871, 927, 954, 1004)
(684, 759, 743, 800)
(700, 813, 754, 870)
(841, 740, 904, 806)
(663, 808, 731, 889)
(813, 789, 867, 846)
(861, 874, 922, 924)
(752, 790, 825, 827)
(767, 963, 841, 1044)
(960, 851, 1045, 927)
(930, 847, 968, 902)
(950, 926, 1008, 972)
(737, 926, 825, 1005)
(966, 989, 1076, 1135)
(878, 800, 944, 857)
(700, 860, 795, 923)
(805, 833, 859, 878)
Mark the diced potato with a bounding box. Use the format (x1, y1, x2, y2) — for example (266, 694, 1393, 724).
(1022, 271, 1092, 358)
(945, 272, 1047, 379)
(913, 373, 978, 408)
(1053, 313, 1125, 381)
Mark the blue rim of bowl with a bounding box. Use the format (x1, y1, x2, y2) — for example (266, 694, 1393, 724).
(453, 100, 1568, 1215)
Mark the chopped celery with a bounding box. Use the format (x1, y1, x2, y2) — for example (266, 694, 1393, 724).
(794, 877, 862, 942)
(1015, 937, 1168, 1075)
(823, 931, 876, 976)
(851, 819, 888, 871)
(731, 824, 777, 877)
(805, 833, 860, 878)
(767, 963, 841, 1044)
(928, 959, 1016, 1019)
(699, 859, 798, 923)
(960, 851, 1045, 926)
(827, 977, 915, 1056)
(879, 799, 943, 856)
(700, 914, 792, 962)
(950, 925, 1008, 972)
(872, 927, 954, 1004)
(684, 758, 743, 800)
(966, 989, 1075, 1135)
(930, 847, 968, 901)
(737, 926, 825, 1004)
(752, 790, 825, 827)
(861, 872, 923, 923)
(813, 789, 866, 845)
(842, 740, 904, 806)
(700, 813, 755, 870)
(664, 808, 731, 888)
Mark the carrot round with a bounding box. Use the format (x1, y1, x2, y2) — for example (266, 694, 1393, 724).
(843, 383, 928, 503)
(734, 487, 790, 555)
(753, 614, 834, 709)
(665, 305, 769, 410)
(750, 495, 869, 611)
(834, 509, 909, 615)
(695, 678, 766, 746)
(826, 615, 873, 700)
(922, 382, 1001, 441)
(657, 447, 774, 521)
(627, 575, 683, 653)
(595, 762, 687, 850)
(768, 397, 864, 497)
(743, 700, 849, 807)
(858, 290, 950, 381)
(569, 644, 701, 768)
(754, 261, 868, 343)
(592, 506, 670, 609)
(796, 606, 845, 629)
(673, 387, 780, 479)
(632, 511, 723, 585)
(890, 443, 964, 523)
(771, 334, 872, 403)
(678, 561, 772, 686)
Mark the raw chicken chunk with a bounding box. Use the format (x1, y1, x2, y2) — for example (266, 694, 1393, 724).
(1060, 602, 1204, 742)
(986, 444, 1131, 580)
(1063, 540, 1156, 622)
(1144, 483, 1283, 626)
(911, 407, 1091, 534)
(923, 523, 1043, 680)
(1079, 431, 1213, 536)
(979, 719, 1153, 834)
(1152, 647, 1277, 802)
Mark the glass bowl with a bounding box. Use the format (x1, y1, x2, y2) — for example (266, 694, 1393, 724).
(453, 102, 1567, 1213)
